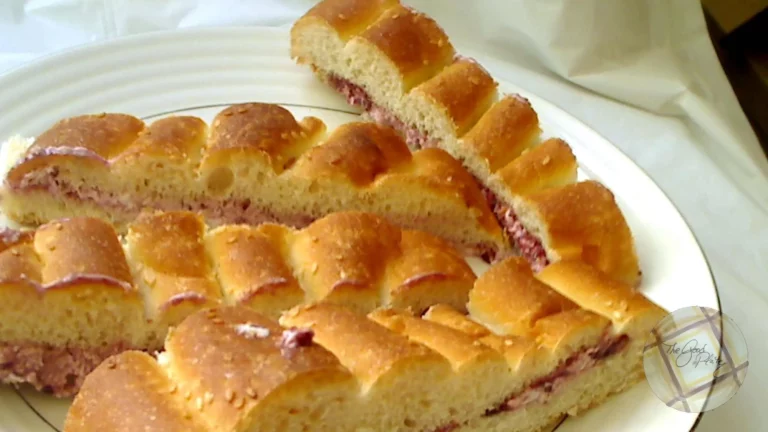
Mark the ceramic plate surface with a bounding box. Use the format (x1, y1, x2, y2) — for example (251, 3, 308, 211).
(0, 27, 717, 431)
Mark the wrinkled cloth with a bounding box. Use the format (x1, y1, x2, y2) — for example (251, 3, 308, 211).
(0, 1, 766, 430)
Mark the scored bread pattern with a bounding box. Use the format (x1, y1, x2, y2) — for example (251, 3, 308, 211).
(64, 258, 667, 432)
(1, 103, 507, 258)
(291, 0, 642, 286)
(0, 210, 476, 396)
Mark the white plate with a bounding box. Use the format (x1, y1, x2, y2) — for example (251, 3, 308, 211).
(0, 27, 718, 432)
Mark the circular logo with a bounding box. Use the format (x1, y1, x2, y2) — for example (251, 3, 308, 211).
(642, 306, 749, 413)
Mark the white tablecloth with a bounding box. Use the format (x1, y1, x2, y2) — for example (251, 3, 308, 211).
(1, 0, 765, 430)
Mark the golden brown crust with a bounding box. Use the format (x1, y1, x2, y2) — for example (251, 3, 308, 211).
(520, 181, 640, 286)
(535, 260, 666, 336)
(358, 5, 455, 90)
(290, 211, 401, 312)
(413, 58, 498, 136)
(468, 257, 577, 335)
(29, 114, 145, 159)
(112, 116, 208, 165)
(204, 103, 325, 175)
(532, 309, 609, 354)
(0, 243, 39, 285)
(34, 217, 134, 288)
(402, 147, 503, 235)
(495, 138, 578, 196)
(126, 211, 222, 322)
(64, 351, 207, 432)
(292, 122, 411, 185)
(385, 230, 476, 313)
(3, 104, 506, 255)
(295, 0, 400, 42)
(460, 95, 541, 173)
(165, 306, 355, 431)
(206, 224, 305, 316)
(423, 304, 541, 373)
(280, 303, 449, 391)
(369, 308, 503, 371)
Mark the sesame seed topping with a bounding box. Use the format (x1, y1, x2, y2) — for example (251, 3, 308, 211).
(225, 389, 235, 402)
(184, 390, 192, 400)
(223, 353, 233, 362)
(168, 384, 177, 394)
(211, 317, 224, 325)
(311, 262, 319, 274)
(222, 111, 234, 117)
(195, 397, 204, 411)
(204, 391, 214, 404)
(234, 397, 245, 409)
(227, 236, 237, 244)
(234, 323, 271, 339)
(504, 339, 514, 346)
(96, 113, 106, 118)
(246, 388, 257, 398)
(11, 250, 19, 257)
(541, 156, 551, 165)
(237, 108, 248, 114)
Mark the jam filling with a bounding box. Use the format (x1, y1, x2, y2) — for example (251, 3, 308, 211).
(326, 73, 550, 270)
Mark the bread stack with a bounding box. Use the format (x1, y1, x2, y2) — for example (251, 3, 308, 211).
(0, 1, 667, 430)
(0, 210, 475, 396)
(290, 0, 640, 286)
(64, 258, 666, 432)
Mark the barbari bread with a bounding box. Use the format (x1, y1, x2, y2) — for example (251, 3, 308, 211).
(0, 210, 476, 397)
(291, 0, 641, 285)
(0, 102, 506, 258)
(64, 258, 666, 432)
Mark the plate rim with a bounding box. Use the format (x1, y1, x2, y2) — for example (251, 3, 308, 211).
(0, 25, 718, 432)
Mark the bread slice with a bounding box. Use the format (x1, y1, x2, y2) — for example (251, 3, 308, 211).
(0, 102, 507, 258)
(63, 257, 666, 432)
(0, 209, 477, 397)
(291, 0, 641, 284)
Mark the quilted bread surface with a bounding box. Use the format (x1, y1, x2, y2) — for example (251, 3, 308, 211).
(0, 103, 507, 259)
(0, 210, 476, 396)
(64, 258, 666, 432)
(290, 0, 641, 285)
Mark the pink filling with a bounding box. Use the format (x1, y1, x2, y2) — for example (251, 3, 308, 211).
(486, 334, 629, 416)
(327, 74, 438, 150)
(494, 204, 549, 272)
(325, 73, 549, 269)
(0, 341, 133, 397)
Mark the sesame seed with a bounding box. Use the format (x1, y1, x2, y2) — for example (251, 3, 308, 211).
(504, 339, 514, 346)
(196, 397, 204, 411)
(245, 387, 257, 398)
(96, 113, 106, 118)
(224, 353, 233, 362)
(11, 250, 19, 257)
(222, 111, 234, 117)
(237, 108, 248, 114)
(184, 390, 192, 400)
(204, 391, 214, 404)
(437, 39, 444, 47)
(234, 397, 245, 409)
(338, 13, 346, 19)
(168, 384, 177, 394)
(212, 317, 224, 325)
(225, 389, 235, 402)
(541, 156, 551, 165)
(48, 244, 56, 251)
(227, 236, 237, 244)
